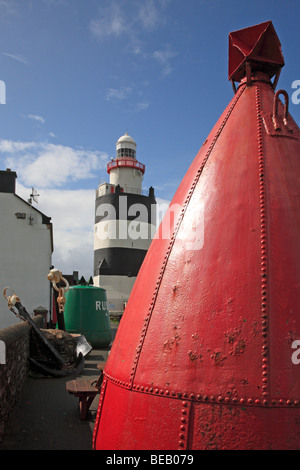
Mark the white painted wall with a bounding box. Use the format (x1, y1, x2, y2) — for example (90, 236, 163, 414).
(94, 274, 136, 313)
(109, 167, 143, 192)
(94, 220, 156, 252)
(0, 193, 53, 329)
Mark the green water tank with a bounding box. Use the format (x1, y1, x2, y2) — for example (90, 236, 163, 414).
(64, 285, 112, 348)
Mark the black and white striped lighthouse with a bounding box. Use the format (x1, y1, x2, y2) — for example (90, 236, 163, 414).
(94, 132, 156, 313)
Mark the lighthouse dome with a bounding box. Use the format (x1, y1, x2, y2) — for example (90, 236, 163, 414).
(116, 131, 137, 158)
(117, 131, 136, 147)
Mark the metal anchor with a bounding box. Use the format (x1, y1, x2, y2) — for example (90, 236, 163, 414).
(47, 269, 70, 314)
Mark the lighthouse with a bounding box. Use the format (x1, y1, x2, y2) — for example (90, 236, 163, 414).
(93, 132, 156, 314)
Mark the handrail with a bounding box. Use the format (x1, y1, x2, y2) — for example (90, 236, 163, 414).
(97, 183, 149, 197)
(107, 159, 145, 174)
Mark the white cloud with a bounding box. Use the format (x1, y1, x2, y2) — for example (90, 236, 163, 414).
(0, 140, 37, 153)
(153, 45, 178, 76)
(0, 1, 17, 16)
(106, 87, 150, 113)
(90, 2, 128, 40)
(2, 52, 29, 65)
(90, 0, 166, 40)
(135, 102, 149, 112)
(27, 114, 46, 124)
(90, 1, 177, 77)
(138, 0, 161, 30)
(106, 86, 132, 101)
(0, 140, 108, 189)
(0, 139, 109, 278)
(17, 183, 95, 280)
(105, 90, 151, 114)
(156, 196, 170, 226)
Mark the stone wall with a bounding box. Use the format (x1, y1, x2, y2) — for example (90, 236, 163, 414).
(0, 315, 44, 440)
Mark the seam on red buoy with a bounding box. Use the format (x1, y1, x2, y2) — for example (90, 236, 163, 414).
(255, 83, 270, 403)
(93, 377, 108, 448)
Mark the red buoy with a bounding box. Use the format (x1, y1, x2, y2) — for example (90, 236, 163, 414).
(93, 21, 300, 450)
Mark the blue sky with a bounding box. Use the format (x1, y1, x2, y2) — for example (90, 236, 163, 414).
(0, 0, 299, 279)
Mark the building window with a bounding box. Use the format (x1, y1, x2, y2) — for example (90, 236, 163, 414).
(117, 148, 136, 158)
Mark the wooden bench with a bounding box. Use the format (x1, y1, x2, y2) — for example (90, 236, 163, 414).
(66, 378, 99, 420)
(66, 361, 106, 420)
(97, 361, 107, 371)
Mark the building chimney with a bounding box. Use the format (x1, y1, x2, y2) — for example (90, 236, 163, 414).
(0, 169, 17, 194)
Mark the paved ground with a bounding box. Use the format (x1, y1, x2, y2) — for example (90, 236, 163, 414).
(0, 324, 118, 451)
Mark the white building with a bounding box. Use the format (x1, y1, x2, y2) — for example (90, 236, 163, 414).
(94, 132, 156, 313)
(0, 169, 53, 329)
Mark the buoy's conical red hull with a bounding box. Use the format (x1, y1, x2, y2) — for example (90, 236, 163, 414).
(93, 29, 300, 450)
